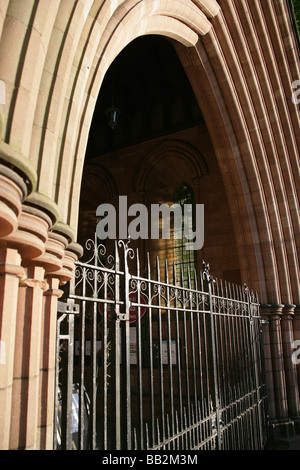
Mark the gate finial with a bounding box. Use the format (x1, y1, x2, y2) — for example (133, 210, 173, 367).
(202, 260, 214, 283)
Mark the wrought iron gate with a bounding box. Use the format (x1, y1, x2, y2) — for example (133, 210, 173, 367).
(54, 235, 268, 450)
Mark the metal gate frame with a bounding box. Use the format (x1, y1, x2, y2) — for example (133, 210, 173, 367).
(54, 235, 268, 450)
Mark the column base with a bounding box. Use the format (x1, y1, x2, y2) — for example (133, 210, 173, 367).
(267, 419, 300, 449)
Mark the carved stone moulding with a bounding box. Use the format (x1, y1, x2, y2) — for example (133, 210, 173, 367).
(0, 164, 28, 238)
(0, 142, 36, 239)
(0, 143, 83, 279)
(47, 221, 83, 284)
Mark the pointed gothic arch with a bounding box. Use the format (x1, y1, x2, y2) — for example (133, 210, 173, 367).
(132, 139, 208, 195)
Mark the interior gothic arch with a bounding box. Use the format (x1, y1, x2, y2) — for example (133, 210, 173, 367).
(132, 139, 208, 195)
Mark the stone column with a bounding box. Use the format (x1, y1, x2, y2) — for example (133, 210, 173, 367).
(293, 305, 300, 402)
(261, 304, 292, 437)
(0, 152, 32, 450)
(35, 230, 66, 449)
(260, 307, 277, 423)
(0, 164, 25, 238)
(36, 225, 82, 450)
(9, 265, 48, 450)
(0, 245, 25, 449)
(0, 149, 82, 449)
(39, 277, 63, 449)
(6, 204, 51, 450)
(281, 304, 300, 423)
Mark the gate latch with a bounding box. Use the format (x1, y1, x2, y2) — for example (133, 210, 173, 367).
(57, 299, 80, 315)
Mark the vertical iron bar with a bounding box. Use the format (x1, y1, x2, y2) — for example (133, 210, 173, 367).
(225, 280, 237, 449)
(194, 270, 205, 447)
(79, 273, 86, 450)
(247, 288, 265, 449)
(65, 312, 75, 450)
(121, 241, 132, 449)
(226, 281, 238, 448)
(146, 253, 155, 448)
(240, 285, 255, 449)
(136, 249, 144, 449)
(91, 300, 97, 449)
(214, 278, 224, 446)
(68, 271, 82, 451)
(238, 285, 247, 448)
(54, 312, 65, 450)
(90, 237, 98, 450)
(173, 262, 183, 448)
(256, 297, 268, 448)
(241, 285, 252, 449)
(180, 266, 191, 448)
(165, 260, 174, 445)
(187, 267, 198, 449)
(103, 271, 108, 450)
(232, 284, 243, 448)
(222, 280, 233, 449)
(204, 266, 221, 450)
(111, 242, 121, 449)
(156, 256, 165, 446)
(200, 269, 211, 417)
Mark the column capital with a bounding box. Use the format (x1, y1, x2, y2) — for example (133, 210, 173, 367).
(52, 241, 83, 285)
(0, 142, 36, 238)
(0, 141, 36, 196)
(260, 303, 285, 320)
(4, 203, 52, 261)
(44, 220, 83, 283)
(294, 305, 300, 316)
(0, 245, 25, 280)
(282, 304, 296, 320)
(0, 164, 27, 238)
(19, 277, 49, 291)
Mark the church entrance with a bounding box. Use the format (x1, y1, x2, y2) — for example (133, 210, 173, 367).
(54, 234, 268, 450)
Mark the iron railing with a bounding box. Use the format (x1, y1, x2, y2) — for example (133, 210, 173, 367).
(54, 235, 268, 450)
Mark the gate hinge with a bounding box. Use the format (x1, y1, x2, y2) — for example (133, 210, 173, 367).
(57, 299, 80, 315)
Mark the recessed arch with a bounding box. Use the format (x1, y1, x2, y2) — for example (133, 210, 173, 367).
(132, 139, 208, 195)
(81, 164, 118, 202)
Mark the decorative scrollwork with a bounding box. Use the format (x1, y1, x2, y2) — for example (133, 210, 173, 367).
(83, 236, 115, 269)
(118, 237, 135, 263)
(202, 260, 214, 284)
(129, 278, 138, 294)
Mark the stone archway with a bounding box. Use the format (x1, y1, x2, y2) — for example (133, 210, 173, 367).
(0, 0, 299, 449)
